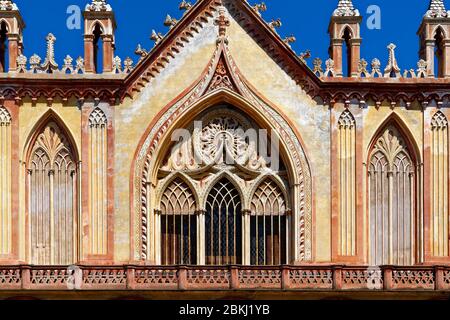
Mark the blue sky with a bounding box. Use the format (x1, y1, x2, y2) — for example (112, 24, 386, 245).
(17, 0, 432, 71)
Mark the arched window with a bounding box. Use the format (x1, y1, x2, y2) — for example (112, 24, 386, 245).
(342, 27, 352, 77)
(160, 178, 197, 265)
(93, 23, 103, 74)
(250, 178, 288, 265)
(0, 21, 8, 73)
(205, 178, 242, 265)
(434, 27, 445, 78)
(368, 126, 416, 265)
(146, 105, 299, 266)
(28, 122, 78, 265)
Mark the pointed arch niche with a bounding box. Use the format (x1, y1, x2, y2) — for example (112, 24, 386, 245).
(367, 117, 421, 266)
(130, 37, 312, 265)
(0, 106, 11, 256)
(81, 103, 114, 261)
(429, 110, 449, 258)
(25, 115, 79, 265)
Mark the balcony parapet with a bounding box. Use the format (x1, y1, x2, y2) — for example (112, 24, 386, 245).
(0, 265, 449, 291)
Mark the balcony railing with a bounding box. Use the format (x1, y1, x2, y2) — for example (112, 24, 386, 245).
(0, 265, 449, 291)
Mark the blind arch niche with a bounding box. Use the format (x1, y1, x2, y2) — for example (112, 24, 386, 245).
(368, 124, 417, 266)
(27, 120, 79, 265)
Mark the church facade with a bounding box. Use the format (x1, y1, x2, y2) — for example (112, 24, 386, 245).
(0, 0, 450, 298)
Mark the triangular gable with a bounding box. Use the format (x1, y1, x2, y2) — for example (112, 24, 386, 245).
(123, 0, 320, 100)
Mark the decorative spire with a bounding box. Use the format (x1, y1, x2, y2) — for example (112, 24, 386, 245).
(215, 6, 230, 41)
(0, 0, 18, 10)
(425, 0, 449, 18)
(333, 0, 360, 17)
(384, 43, 401, 78)
(41, 33, 59, 73)
(85, 0, 112, 12)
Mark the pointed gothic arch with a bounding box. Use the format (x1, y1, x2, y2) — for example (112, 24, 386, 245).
(205, 177, 243, 265)
(249, 177, 289, 265)
(0, 106, 11, 255)
(430, 110, 449, 257)
(132, 89, 312, 264)
(131, 37, 313, 265)
(367, 115, 421, 266)
(24, 112, 79, 265)
(24, 110, 80, 164)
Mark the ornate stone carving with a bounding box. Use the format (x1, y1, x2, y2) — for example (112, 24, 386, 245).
(333, 0, 360, 17)
(164, 14, 178, 29)
(206, 57, 236, 93)
(384, 43, 401, 78)
(313, 58, 323, 77)
(112, 56, 122, 74)
(16, 54, 27, 73)
(134, 37, 312, 263)
(179, 0, 192, 11)
(41, 33, 59, 73)
(0, 106, 11, 125)
(150, 30, 164, 45)
(283, 35, 296, 46)
(135, 44, 148, 60)
(416, 59, 427, 78)
(89, 108, 107, 127)
(325, 58, 335, 77)
(0, 0, 17, 11)
(85, 0, 112, 12)
(29, 54, 41, 73)
(123, 57, 134, 73)
(61, 55, 74, 74)
(358, 59, 370, 77)
(371, 58, 382, 77)
(252, 3, 267, 15)
(425, 0, 449, 18)
(268, 18, 281, 31)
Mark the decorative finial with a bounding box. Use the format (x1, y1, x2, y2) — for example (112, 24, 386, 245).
(333, 0, 360, 17)
(313, 58, 324, 77)
(252, 3, 267, 15)
(0, 0, 18, 10)
(41, 33, 59, 73)
(268, 18, 282, 30)
(179, 0, 192, 11)
(150, 30, 164, 45)
(124, 57, 134, 73)
(135, 44, 148, 60)
(164, 15, 178, 28)
(215, 6, 230, 41)
(298, 50, 311, 63)
(425, 0, 449, 18)
(85, 0, 112, 12)
(384, 43, 401, 78)
(283, 35, 296, 46)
